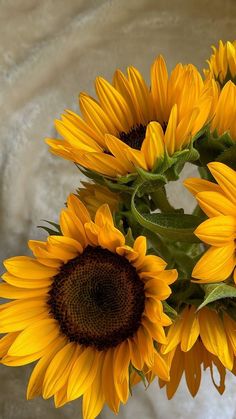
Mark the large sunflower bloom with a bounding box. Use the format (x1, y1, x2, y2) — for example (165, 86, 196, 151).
(0, 194, 177, 418)
(153, 305, 236, 398)
(46, 56, 214, 177)
(204, 40, 236, 86)
(184, 162, 236, 282)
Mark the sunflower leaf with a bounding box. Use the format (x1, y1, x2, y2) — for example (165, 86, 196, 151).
(197, 283, 236, 310)
(131, 187, 201, 242)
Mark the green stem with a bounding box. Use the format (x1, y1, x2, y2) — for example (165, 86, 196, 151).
(150, 187, 175, 213)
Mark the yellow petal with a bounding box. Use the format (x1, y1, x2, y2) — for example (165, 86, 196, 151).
(198, 308, 233, 370)
(0, 283, 49, 299)
(105, 134, 134, 173)
(54, 384, 68, 408)
(127, 66, 153, 124)
(208, 162, 236, 205)
(151, 55, 168, 124)
(184, 177, 222, 197)
(67, 347, 98, 400)
(95, 77, 133, 132)
(223, 314, 236, 356)
(43, 342, 78, 399)
(84, 221, 100, 246)
(27, 335, 66, 399)
(195, 215, 236, 247)
(196, 191, 236, 217)
(152, 351, 170, 381)
(144, 278, 171, 300)
(164, 104, 177, 155)
(184, 342, 202, 397)
(141, 121, 164, 170)
(8, 318, 59, 356)
(55, 119, 100, 152)
(128, 336, 143, 371)
(161, 316, 183, 354)
(0, 332, 19, 358)
(102, 349, 120, 413)
(1, 272, 52, 289)
(82, 356, 105, 419)
(79, 92, 117, 136)
(3, 256, 58, 279)
(0, 299, 48, 333)
(84, 151, 126, 177)
(67, 193, 91, 224)
(192, 243, 235, 282)
(113, 341, 130, 384)
(166, 346, 184, 399)
(95, 204, 114, 227)
(98, 222, 125, 252)
(180, 306, 200, 352)
(60, 209, 87, 247)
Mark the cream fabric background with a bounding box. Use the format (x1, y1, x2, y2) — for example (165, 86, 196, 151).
(1, 0, 236, 418)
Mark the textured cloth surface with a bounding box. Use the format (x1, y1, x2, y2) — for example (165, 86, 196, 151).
(1, 1, 236, 418)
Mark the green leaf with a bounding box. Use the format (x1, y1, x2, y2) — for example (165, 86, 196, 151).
(131, 186, 201, 242)
(197, 283, 236, 310)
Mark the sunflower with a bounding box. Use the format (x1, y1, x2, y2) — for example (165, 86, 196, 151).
(151, 305, 236, 399)
(76, 181, 120, 219)
(184, 162, 236, 282)
(204, 40, 236, 86)
(46, 56, 214, 177)
(209, 80, 236, 140)
(0, 194, 177, 418)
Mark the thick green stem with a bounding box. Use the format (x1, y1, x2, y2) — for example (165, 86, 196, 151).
(150, 187, 175, 213)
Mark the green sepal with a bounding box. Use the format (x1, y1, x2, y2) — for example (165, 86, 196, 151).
(197, 283, 236, 311)
(163, 302, 178, 320)
(38, 220, 61, 236)
(217, 143, 236, 170)
(125, 228, 135, 247)
(129, 364, 147, 388)
(131, 186, 202, 242)
(194, 129, 235, 167)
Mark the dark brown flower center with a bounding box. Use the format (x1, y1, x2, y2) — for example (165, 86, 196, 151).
(119, 124, 147, 149)
(48, 246, 145, 350)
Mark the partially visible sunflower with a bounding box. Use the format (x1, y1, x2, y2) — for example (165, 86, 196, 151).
(184, 162, 236, 283)
(46, 56, 214, 177)
(151, 305, 236, 398)
(210, 80, 236, 141)
(76, 181, 120, 219)
(0, 194, 177, 418)
(204, 40, 236, 86)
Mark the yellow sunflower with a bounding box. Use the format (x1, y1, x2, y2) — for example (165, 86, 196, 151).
(46, 56, 214, 177)
(76, 181, 120, 219)
(151, 305, 236, 398)
(0, 194, 177, 418)
(184, 162, 236, 282)
(209, 80, 236, 140)
(204, 40, 236, 86)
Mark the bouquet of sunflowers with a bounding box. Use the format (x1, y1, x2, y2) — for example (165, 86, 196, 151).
(1, 40, 236, 419)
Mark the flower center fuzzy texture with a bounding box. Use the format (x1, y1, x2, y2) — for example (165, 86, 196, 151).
(119, 124, 147, 149)
(49, 246, 145, 350)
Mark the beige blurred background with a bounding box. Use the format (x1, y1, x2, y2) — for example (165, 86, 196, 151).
(1, 0, 236, 418)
